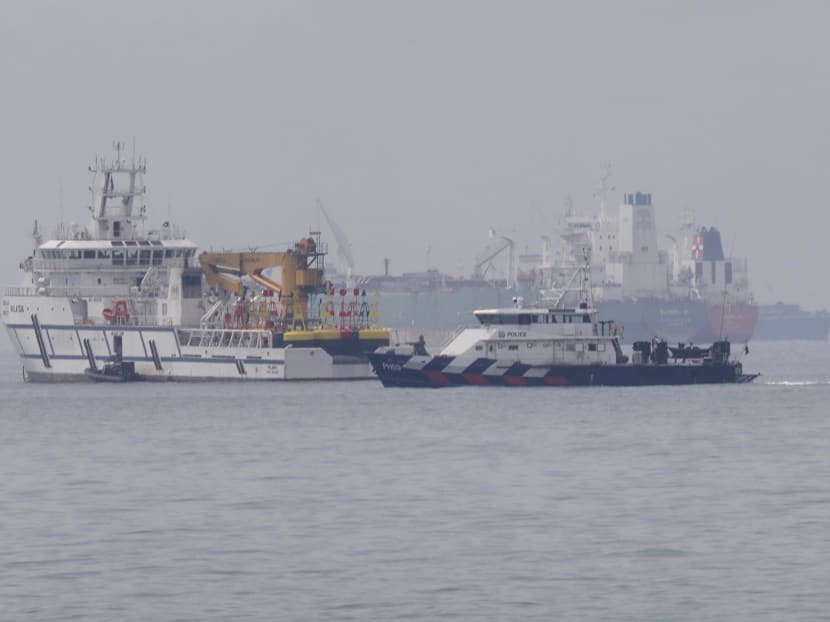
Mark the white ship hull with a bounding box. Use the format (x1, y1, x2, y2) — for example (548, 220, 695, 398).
(3, 296, 374, 382)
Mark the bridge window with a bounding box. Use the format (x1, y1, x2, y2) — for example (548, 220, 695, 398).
(83, 250, 96, 259)
(588, 343, 597, 352)
(113, 221, 121, 237)
(518, 314, 532, 325)
(97, 249, 111, 259)
(139, 250, 151, 265)
(125, 249, 138, 265)
(112, 249, 124, 265)
(508, 344, 519, 351)
(152, 250, 163, 265)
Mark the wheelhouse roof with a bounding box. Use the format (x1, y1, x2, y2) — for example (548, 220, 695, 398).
(474, 306, 597, 315)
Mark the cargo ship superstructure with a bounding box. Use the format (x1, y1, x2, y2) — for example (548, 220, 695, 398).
(1, 144, 389, 381)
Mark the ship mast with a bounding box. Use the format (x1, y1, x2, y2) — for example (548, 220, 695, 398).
(87, 140, 147, 240)
(593, 163, 615, 224)
(548, 246, 594, 309)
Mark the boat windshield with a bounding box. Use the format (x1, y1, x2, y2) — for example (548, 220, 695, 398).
(476, 311, 592, 325)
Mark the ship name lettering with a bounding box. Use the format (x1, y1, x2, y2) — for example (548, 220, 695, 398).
(10, 304, 24, 313)
(505, 331, 527, 337)
(382, 361, 403, 372)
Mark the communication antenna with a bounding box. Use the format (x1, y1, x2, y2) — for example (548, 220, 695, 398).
(58, 177, 64, 227)
(563, 194, 574, 218)
(113, 140, 123, 168)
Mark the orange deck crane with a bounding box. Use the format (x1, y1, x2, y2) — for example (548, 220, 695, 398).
(198, 235, 325, 326)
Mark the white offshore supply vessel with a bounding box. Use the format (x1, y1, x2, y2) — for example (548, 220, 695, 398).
(1, 144, 389, 381)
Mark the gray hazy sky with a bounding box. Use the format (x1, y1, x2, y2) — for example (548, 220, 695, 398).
(2, 1, 829, 308)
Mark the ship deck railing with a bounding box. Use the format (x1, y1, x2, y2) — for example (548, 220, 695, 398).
(4, 286, 40, 297)
(178, 328, 272, 349)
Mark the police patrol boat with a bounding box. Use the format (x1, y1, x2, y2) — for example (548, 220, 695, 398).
(368, 262, 758, 388)
(1, 143, 389, 381)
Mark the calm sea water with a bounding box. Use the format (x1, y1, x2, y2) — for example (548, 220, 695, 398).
(1, 341, 829, 621)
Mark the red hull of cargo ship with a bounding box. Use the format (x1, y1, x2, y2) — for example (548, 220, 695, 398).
(701, 303, 758, 343)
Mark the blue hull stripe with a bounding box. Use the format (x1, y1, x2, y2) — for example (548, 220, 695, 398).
(19, 353, 285, 365)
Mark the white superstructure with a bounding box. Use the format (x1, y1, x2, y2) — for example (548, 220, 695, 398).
(431, 300, 624, 367)
(389, 264, 625, 368)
